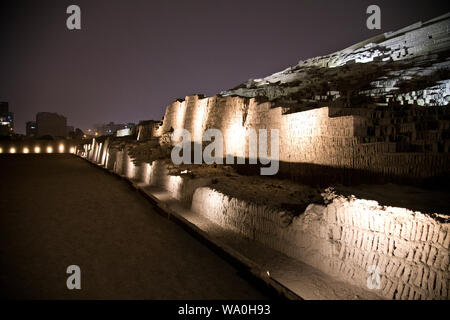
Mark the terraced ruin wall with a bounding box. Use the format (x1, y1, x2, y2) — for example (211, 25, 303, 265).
(80, 140, 450, 300)
(155, 95, 449, 184)
(191, 187, 450, 300)
(74, 14, 450, 300)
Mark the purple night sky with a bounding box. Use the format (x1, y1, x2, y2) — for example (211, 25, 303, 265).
(1, 0, 449, 133)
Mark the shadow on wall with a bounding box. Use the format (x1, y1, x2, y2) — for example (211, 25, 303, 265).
(231, 159, 450, 191)
(170, 141, 450, 190)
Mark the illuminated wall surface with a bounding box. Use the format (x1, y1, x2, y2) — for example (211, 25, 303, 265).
(77, 15, 450, 299)
(191, 188, 449, 300)
(154, 95, 449, 183)
(80, 134, 450, 299)
(79, 92, 450, 300)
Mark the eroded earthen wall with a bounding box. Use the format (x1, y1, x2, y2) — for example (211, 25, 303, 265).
(156, 95, 449, 184)
(191, 186, 449, 299)
(81, 134, 449, 300)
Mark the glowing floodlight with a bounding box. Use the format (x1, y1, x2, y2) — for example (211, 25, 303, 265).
(59, 144, 65, 153)
(34, 146, 41, 153)
(9, 147, 16, 153)
(69, 147, 75, 154)
(46, 146, 53, 153)
(23, 147, 29, 154)
(0, 147, 2, 153)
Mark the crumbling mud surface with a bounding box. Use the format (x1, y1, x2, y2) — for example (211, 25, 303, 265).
(192, 185, 449, 299)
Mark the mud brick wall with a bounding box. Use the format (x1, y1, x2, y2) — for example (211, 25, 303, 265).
(112, 150, 125, 176)
(204, 96, 249, 157)
(99, 138, 110, 166)
(279, 107, 360, 166)
(158, 100, 186, 135)
(150, 94, 450, 184)
(83, 93, 450, 185)
(136, 121, 161, 141)
(80, 135, 449, 300)
(105, 147, 116, 170)
(124, 151, 136, 179)
(157, 95, 250, 157)
(322, 197, 449, 300)
(183, 95, 209, 143)
(191, 187, 285, 242)
(228, 99, 365, 168)
(353, 150, 450, 179)
(191, 186, 450, 299)
(135, 162, 152, 185)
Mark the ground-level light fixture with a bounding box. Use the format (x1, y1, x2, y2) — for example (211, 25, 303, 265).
(9, 147, 16, 153)
(46, 146, 53, 153)
(34, 146, 41, 153)
(59, 144, 65, 153)
(23, 147, 29, 154)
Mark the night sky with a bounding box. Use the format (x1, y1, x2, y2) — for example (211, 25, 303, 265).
(1, 0, 449, 133)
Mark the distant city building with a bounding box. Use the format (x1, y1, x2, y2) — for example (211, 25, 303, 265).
(36, 112, 67, 138)
(116, 127, 133, 137)
(26, 121, 37, 137)
(0, 102, 14, 136)
(94, 122, 135, 136)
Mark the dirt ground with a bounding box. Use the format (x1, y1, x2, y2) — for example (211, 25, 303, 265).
(0, 154, 267, 299)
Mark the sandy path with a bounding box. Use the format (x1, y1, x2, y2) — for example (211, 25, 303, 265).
(0, 154, 267, 299)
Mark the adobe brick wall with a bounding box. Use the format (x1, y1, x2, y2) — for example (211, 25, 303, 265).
(191, 186, 449, 299)
(152, 94, 449, 184)
(81, 135, 449, 299)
